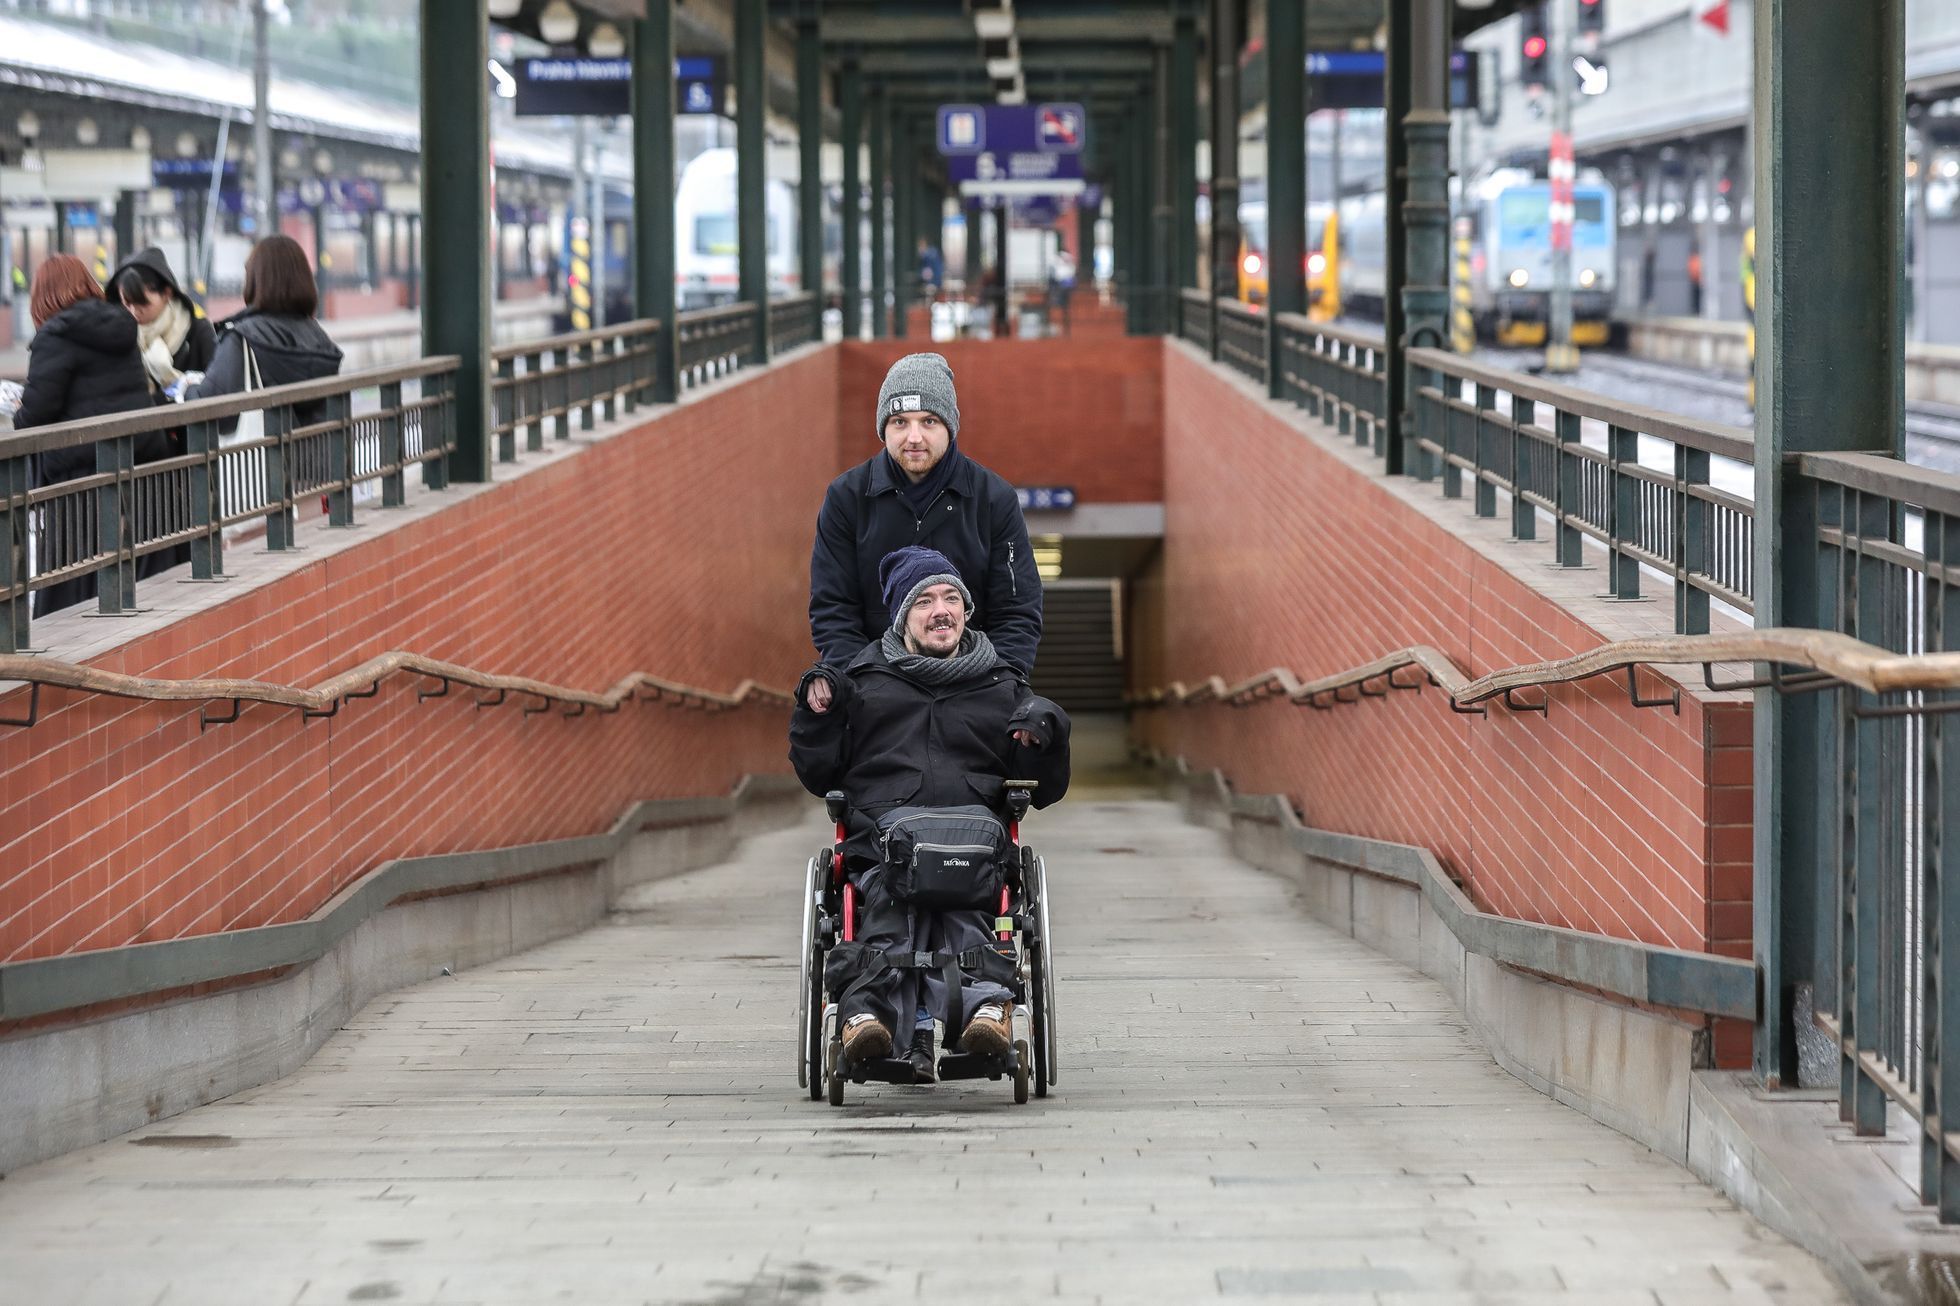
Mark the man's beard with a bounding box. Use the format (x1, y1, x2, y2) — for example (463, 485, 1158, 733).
(905, 621, 962, 658)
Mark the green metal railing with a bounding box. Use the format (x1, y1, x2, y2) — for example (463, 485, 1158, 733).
(768, 293, 820, 356)
(1189, 310, 1960, 1221)
(1177, 289, 1213, 354)
(1276, 315, 1388, 453)
(1216, 300, 1268, 387)
(1, 359, 459, 655)
(677, 302, 761, 388)
(490, 321, 659, 459)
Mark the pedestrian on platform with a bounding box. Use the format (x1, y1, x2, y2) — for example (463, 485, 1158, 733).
(807, 351, 1043, 711)
(13, 254, 165, 616)
(111, 247, 216, 395)
(184, 235, 342, 419)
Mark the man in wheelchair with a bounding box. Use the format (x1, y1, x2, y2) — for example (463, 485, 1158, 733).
(790, 545, 1070, 1083)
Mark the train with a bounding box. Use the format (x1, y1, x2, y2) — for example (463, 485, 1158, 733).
(1236, 166, 1618, 347)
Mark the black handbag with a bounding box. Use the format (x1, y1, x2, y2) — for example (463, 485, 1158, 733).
(877, 805, 1008, 909)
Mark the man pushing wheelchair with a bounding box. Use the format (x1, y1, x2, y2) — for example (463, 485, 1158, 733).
(790, 546, 1070, 1088)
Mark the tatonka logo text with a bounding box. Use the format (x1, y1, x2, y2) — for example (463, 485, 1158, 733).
(943, 857, 972, 867)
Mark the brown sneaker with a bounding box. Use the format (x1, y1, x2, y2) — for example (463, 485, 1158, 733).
(960, 1001, 1013, 1058)
(841, 1013, 892, 1064)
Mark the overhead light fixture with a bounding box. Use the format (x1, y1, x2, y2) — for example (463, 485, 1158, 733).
(74, 117, 99, 146)
(487, 0, 523, 17)
(984, 36, 1019, 80)
(995, 71, 1026, 106)
(15, 110, 39, 141)
(972, 0, 1014, 41)
(180, 131, 203, 159)
(538, 0, 579, 45)
(130, 125, 151, 152)
(587, 21, 625, 57)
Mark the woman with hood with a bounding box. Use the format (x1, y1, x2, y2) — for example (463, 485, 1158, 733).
(14, 254, 163, 615)
(184, 235, 342, 416)
(110, 247, 217, 394)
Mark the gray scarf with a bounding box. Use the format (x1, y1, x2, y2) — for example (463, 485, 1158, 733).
(881, 626, 1000, 685)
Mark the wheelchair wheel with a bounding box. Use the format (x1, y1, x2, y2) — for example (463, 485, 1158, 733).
(825, 1039, 845, 1107)
(1012, 1039, 1030, 1104)
(1034, 854, 1058, 1087)
(805, 956, 826, 1102)
(797, 854, 822, 1091)
(1029, 934, 1049, 1099)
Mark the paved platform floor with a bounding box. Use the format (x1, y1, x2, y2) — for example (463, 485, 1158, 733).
(0, 793, 1844, 1305)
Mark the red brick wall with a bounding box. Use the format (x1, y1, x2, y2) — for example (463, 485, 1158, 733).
(0, 351, 840, 963)
(1139, 345, 1748, 968)
(837, 338, 1163, 501)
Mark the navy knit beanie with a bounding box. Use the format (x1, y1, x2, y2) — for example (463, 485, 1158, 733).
(878, 546, 974, 632)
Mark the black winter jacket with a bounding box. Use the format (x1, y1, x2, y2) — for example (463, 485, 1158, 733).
(810, 453, 1044, 675)
(16, 298, 160, 481)
(789, 640, 1071, 864)
(184, 310, 343, 434)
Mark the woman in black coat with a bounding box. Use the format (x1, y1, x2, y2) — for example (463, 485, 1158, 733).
(16, 254, 166, 616)
(111, 247, 217, 395)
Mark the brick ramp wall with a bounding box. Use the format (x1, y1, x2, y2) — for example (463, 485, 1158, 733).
(1138, 344, 1749, 1060)
(836, 338, 1164, 502)
(0, 350, 840, 965)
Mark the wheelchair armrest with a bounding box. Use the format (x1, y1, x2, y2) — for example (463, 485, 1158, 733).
(824, 790, 848, 823)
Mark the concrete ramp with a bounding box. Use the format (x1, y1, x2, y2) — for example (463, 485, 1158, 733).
(0, 796, 1841, 1304)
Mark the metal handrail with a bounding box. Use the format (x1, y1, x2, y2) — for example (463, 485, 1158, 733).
(767, 292, 820, 356)
(1128, 627, 1960, 717)
(488, 318, 656, 363)
(676, 301, 759, 389)
(0, 648, 792, 731)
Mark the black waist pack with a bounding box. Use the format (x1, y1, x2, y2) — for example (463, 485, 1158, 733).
(877, 805, 1008, 910)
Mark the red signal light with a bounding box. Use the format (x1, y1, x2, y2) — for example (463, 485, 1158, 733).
(1523, 34, 1548, 58)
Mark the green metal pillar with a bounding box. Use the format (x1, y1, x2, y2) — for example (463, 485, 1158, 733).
(1266, 0, 1305, 397)
(1382, 0, 1446, 476)
(735, 0, 768, 358)
(1208, 0, 1239, 359)
(796, 16, 824, 307)
(420, 0, 489, 484)
(893, 114, 912, 338)
(1144, 50, 1160, 333)
(1173, 8, 1199, 292)
(869, 86, 888, 338)
(633, 3, 677, 403)
(841, 64, 863, 339)
(1752, 0, 1906, 1089)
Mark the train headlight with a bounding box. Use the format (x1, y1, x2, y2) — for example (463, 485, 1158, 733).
(1242, 252, 1263, 277)
(1307, 252, 1325, 276)
(1579, 267, 1598, 288)
(1508, 268, 1530, 288)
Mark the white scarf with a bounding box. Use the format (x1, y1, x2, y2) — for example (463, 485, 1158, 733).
(137, 296, 193, 387)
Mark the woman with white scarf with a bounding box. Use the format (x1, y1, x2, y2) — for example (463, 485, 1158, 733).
(110, 248, 217, 393)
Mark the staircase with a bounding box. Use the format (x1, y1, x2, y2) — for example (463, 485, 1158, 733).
(1031, 580, 1126, 713)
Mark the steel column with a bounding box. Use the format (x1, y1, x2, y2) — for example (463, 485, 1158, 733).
(1152, 47, 1173, 334)
(869, 87, 888, 338)
(893, 115, 912, 339)
(1266, 0, 1305, 396)
(735, 0, 768, 359)
(1173, 8, 1199, 292)
(419, 0, 491, 482)
(1208, 0, 1239, 354)
(633, 4, 678, 403)
(797, 18, 824, 309)
(1385, 0, 1449, 477)
(1753, 0, 1906, 1086)
(841, 64, 863, 339)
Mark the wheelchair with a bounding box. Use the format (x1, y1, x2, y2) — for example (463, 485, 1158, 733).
(796, 782, 1057, 1106)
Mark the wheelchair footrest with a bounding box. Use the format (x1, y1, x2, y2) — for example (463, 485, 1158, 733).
(936, 1049, 1018, 1081)
(846, 1056, 919, 1086)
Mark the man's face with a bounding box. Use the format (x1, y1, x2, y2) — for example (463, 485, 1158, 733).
(883, 410, 949, 483)
(904, 582, 967, 657)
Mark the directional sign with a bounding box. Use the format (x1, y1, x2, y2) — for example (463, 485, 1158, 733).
(1574, 55, 1609, 96)
(1305, 49, 1478, 111)
(1016, 486, 1077, 511)
(1698, 0, 1731, 34)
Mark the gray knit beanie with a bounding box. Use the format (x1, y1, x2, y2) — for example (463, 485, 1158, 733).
(875, 351, 960, 441)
